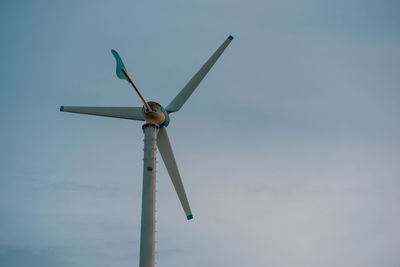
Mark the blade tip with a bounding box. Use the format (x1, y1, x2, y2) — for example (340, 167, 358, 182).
(60, 106, 64, 112)
(228, 35, 234, 40)
(187, 214, 193, 220)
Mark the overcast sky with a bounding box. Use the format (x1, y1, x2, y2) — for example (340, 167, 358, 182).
(1, 0, 399, 266)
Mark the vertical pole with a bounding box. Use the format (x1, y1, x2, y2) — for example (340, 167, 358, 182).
(140, 123, 159, 267)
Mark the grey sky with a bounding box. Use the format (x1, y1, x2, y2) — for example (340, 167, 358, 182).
(1, 0, 399, 266)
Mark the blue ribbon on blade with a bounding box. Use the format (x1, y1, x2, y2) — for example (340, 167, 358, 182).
(111, 49, 128, 80)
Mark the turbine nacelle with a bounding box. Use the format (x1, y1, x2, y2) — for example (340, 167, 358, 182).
(143, 101, 170, 127)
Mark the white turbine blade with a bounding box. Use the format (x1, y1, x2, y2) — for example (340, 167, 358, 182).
(165, 35, 234, 113)
(157, 127, 193, 220)
(60, 106, 144, 121)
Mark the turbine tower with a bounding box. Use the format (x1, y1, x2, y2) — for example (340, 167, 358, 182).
(60, 35, 233, 267)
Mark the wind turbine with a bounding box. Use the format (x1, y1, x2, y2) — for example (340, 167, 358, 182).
(60, 35, 233, 267)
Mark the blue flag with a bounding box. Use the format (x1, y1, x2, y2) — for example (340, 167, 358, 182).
(111, 49, 128, 80)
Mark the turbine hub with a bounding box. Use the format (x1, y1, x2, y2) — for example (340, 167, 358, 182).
(143, 101, 170, 127)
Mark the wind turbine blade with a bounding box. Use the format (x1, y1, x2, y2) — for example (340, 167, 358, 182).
(157, 127, 193, 220)
(60, 106, 145, 121)
(165, 35, 234, 113)
(111, 49, 152, 111)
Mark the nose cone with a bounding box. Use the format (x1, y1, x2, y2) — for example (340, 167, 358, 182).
(143, 102, 169, 127)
